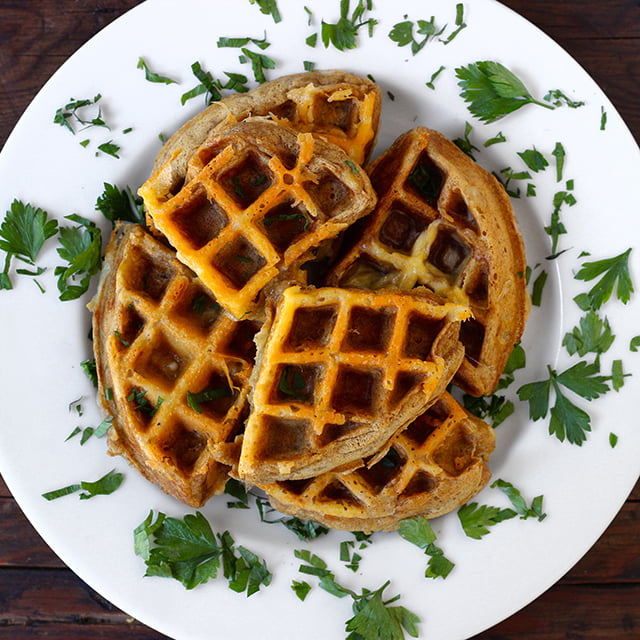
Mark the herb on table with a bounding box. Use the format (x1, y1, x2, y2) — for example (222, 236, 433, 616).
(295, 549, 420, 640)
(134, 510, 272, 594)
(517, 361, 611, 444)
(95, 182, 145, 226)
(456, 61, 555, 123)
(573, 248, 634, 311)
(136, 57, 177, 84)
(54, 214, 102, 301)
(319, 0, 378, 52)
(42, 468, 123, 501)
(398, 516, 454, 579)
(248, 0, 281, 23)
(0, 200, 58, 291)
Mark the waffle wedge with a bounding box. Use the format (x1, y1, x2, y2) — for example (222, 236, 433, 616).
(91, 223, 260, 507)
(151, 70, 381, 200)
(238, 285, 471, 484)
(259, 392, 495, 532)
(140, 118, 377, 320)
(328, 127, 529, 396)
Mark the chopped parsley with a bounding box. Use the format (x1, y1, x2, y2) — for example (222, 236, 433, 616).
(630, 336, 640, 352)
(187, 386, 232, 414)
(320, 0, 378, 51)
(456, 61, 555, 123)
(97, 141, 121, 158)
(66, 416, 113, 445)
(254, 494, 329, 540)
(134, 510, 272, 594)
(248, 0, 281, 23)
(398, 516, 454, 579)
(426, 64, 446, 90)
(544, 89, 585, 109)
(137, 57, 177, 84)
(42, 468, 123, 501)
(0, 200, 58, 291)
(54, 95, 108, 133)
(95, 182, 146, 227)
(562, 310, 615, 357)
(54, 214, 102, 301)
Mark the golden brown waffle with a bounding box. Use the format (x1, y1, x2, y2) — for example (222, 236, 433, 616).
(90, 223, 260, 507)
(139, 118, 377, 320)
(151, 70, 381, 199)
(328, 127, 529, 396)
(238, 285, 471, 484)
(259, 392, 495, 532)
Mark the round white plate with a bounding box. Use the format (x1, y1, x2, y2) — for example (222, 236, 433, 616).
(1, 1, 639, 639)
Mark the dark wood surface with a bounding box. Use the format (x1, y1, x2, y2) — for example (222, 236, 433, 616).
(1, 1, 639, 638)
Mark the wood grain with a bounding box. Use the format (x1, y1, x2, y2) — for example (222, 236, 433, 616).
(0, 1, 638, 639)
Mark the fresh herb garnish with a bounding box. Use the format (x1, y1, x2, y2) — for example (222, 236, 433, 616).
(630, 336, 640, 352)
(181, 61, 224, 105)
(97, 141, 121, 158)
(457, 502, 516, 539)
(389, 17, 446, 55)
(187, 386, 232, 414)
(42, 468, 123, 501)
(0, 200, 58, 291)
(217, 34, 270, 50)
(66, 416, 113, 445)
(398, 516, 454, 579)
(563, 310, 615, 357)
(544, 89, 585, 109)
(490, 479, 546, 521)
(530, 269, 548, 307)
(134, 510, 272, 594)
(81, 358, 98, 387)
(518, 147, 548, 173)
(240, 47, 276, 84)
(545, 185, 576, 259)
(54, 214, 102, 301)
(295, 549, 420, 640)
(320, 0, 378, 52)
(517, 361, 611, 444)
(137, 57, 177, 84)
(248, 0, 282, 23)
(127, 388, 164, 417)
(551, 142, 566, 181)
(426, 64, 446, 90)
(609, 432, 619, 448)
(573, 249, 634, 311)
(255, 495, 329, 540)
(54, 95, 108, 133)
(456, 61, 555, 123)
(95, 183, 145, 226)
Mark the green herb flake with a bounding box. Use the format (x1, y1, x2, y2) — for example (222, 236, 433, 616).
(600, 106, 608, 130)
(54, 95, 108, 134)
(562, 310, 615, 357)
(426, 64, 446, 90)
(255, 495, 329, 540)
(398, 516, 454, 579)
(320, 0, 378, 52)
(551, 142, 566, 182)
(187, 386, 232, 414)
(457, 502, 517, 539)
(42, 468, 123, 501)
(248, 0, 281, 23)
(518, 147, 549, 173)
(609, 432, 618, 448)
(96, 183, 145, 226)
(97, 141, 121, 158)
(490, 479, 546, 521)
(136, 57, 177, 84)
(292, 580, 312, 600)
(456, 61, 555, 123)
(630, 335, 640, 352)
(544, 89, 585, 109)
(574, 248, 634, 310)
(484, 131, 507, 146)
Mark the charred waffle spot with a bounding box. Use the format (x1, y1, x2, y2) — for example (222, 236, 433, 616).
(318, 420, 361, 447)
(319, 480, 361, 507)
(303, 171, 349, 217)
(427, 226, 471, 277)
(444, 189, 478, 232)
(188, 370, 236, 418)
(465, 262, 489, 306)
(404, 400, 449, 445)
(432, 425, 476, 476)
(459, 318, 485, 365)
(257, 416, 309, 459)
(379, 204, 429, 255)
(357, 447, 405, 493)
(261, 199, 311, 253)
(331, 366, 381, 416)
(403, 312, 445, 360)
(169, 188, 228, 250)
(339, 255, 401, 290)
(406, 152, 444, 208)
(119, 304, 145, 346)
(284, 305, 338, 351)
(277, 477, 313, 496)
(220, 152, 273, 207)
(212, 236, 266, 290)
(400, 471, 437, 497)
(126, 250, 174, 301)
(272, 364, 319, 406)
(134, 333, 189, 387)
(173, 285, 221, 334)
(390, 371, 425, 406)
(343, 306, 395, 353)
(220, 319, 261, 364)
(158, 422, 206, 473)
(316, 97, 356, 133)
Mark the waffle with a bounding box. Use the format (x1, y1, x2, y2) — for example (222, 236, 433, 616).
(237, 285, 471, 484)
(90, 223, 260, 507)
(139, 118, 377, 320)
(259, 392, 495, 532)
(151, 70, 381, 200)
(328, 127, 529, 396)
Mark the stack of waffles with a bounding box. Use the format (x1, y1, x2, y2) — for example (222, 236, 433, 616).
(91, 70, 529, 532)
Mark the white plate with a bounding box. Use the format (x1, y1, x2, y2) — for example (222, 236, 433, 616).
(1, 1, 639, 638)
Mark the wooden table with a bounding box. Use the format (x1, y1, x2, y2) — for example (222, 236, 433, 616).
(1, 1, 638, 638)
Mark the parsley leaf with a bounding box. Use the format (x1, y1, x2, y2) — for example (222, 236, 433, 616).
(320, 0, 377, 51)
(490, 479, 546, 521)
(398, 516, 454, 579)
(458, 502, 516, 539)
(0, 200, 58, 290)
(574, 249, 634, 310)
(630, 336, 640, 352)
(517, 362, 611, 444)
(389, 17, 445, 55)
(255, 495, 329, 540)
(456, 61, 554, 123)
(562, 310, 615, 357)
(53, 95, 108, 133)
(136, 57, 177, 84)
(42, 468, 123, 501)
(95, 183, 145, 226)
(248, 0, 281, 23)
(134, 510, 271, 593)
(518, 147, 548, 173)
(54, 214, 102, 301)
